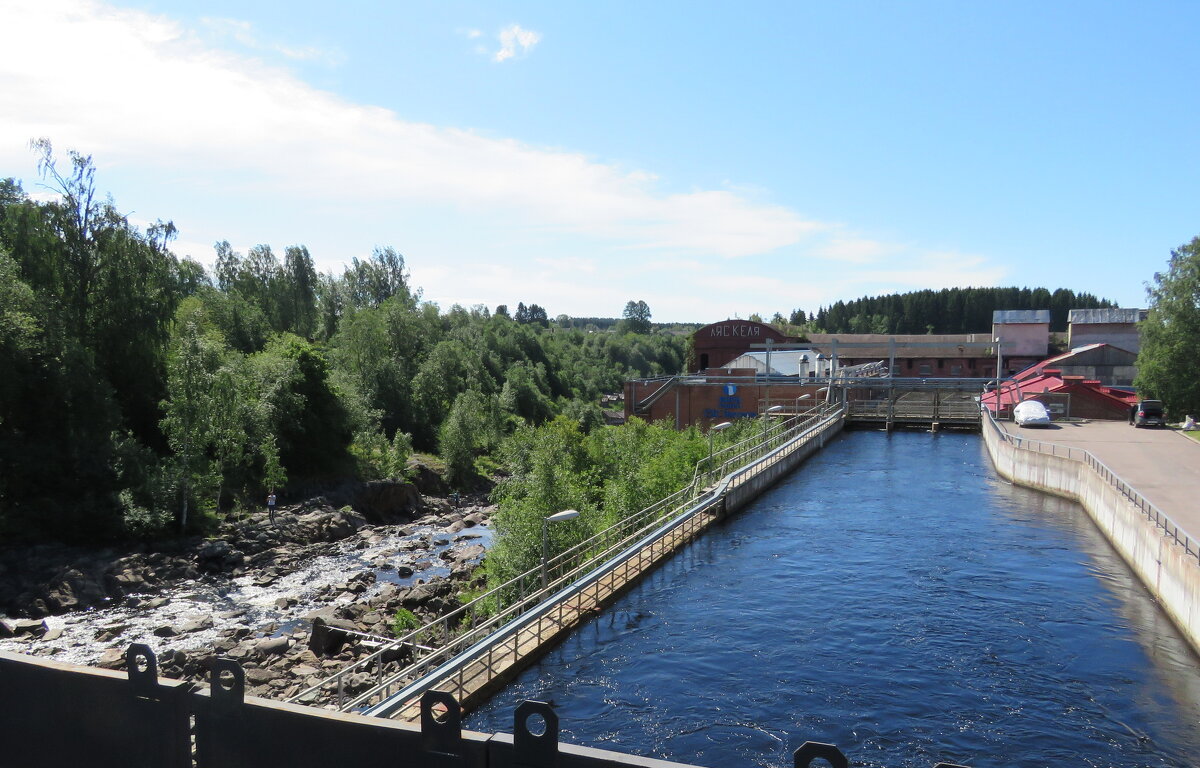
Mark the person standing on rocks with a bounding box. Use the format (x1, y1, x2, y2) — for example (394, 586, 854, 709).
(267, 491, 277, 524)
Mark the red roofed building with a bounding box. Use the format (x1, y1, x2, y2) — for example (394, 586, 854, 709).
(981, 368, 1136, 420)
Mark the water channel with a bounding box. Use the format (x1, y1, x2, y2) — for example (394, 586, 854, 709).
(466, 431, 1200, 768)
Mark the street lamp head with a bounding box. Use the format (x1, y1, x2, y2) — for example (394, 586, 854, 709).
(766, 405, 785, 414)
(797, 394, 812, 400)
(711, 421, 734, 432)
(546, 509, 580, 522)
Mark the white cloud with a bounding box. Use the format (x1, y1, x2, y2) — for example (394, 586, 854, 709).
(494, 23, 540, 62)
(0, 0, 1005, 321)
(201, 14, 342, 65)
(0, 1, 814, 262)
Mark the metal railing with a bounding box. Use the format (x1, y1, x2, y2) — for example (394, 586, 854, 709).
(846, 398, 981, 422)
(291, 403, 845, 712)
(983, 408, 1199, 563)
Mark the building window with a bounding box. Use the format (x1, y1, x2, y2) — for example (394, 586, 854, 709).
(918, 363, 932, 376)
(951, 364, 963, 376)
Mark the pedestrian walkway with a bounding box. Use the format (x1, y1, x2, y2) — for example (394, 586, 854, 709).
(997, 419, 1200, 545)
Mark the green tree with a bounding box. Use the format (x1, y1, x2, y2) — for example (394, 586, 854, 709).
(161, 306, 223, 531)
(439, 390, 502, 486)
(621, 300, 652, 334)
(1135, 236, 1200, 418)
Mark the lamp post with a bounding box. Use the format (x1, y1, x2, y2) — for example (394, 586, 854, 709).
(762, 405, 784, 442)
(541, 509, 580, 590)
(794, 393, 812, 425)
(707, 421, 733, 478)
(993, 337, 1004, 418)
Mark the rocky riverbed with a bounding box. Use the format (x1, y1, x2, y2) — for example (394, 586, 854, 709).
(0, 479, 495, 708)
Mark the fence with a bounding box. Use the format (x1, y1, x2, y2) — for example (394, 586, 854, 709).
(982, 408, 1199, 563)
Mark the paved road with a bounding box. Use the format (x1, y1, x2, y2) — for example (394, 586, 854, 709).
(998, 419, 1200, 544)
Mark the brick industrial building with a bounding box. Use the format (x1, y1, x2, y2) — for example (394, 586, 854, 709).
(626, 310, 1144, 428)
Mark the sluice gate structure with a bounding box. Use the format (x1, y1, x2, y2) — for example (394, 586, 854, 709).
(838, 377, 987, 431)
(630, 372, 987, 433)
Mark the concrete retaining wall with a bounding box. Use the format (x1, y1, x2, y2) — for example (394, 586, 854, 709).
(982, 421, 1200, 656)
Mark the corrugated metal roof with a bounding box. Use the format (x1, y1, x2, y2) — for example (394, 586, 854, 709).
(992, 309, 1051, 324)
(729, 350, 817, 375)
(1068, 308, 1145, 324)
(804, 333, 988, 358)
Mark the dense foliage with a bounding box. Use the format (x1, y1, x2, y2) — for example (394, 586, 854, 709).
(0, 144, 687, 543)
(794, 287, 1116, 335)
(485, 415, 754, 592)
(1135, 236, 1200, 419)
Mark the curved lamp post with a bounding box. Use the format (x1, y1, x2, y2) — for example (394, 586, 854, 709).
(541, 509, 580, 590)
(763, 405, 785, 438)
(707, 421, 734, 480)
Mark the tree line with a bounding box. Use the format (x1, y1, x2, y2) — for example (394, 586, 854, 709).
(766, 287, 1116, 335)
(1135, 236, 1200, 420)
(0, 143, 686, 543)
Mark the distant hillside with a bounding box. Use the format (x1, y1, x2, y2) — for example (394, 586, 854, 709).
(805, 287, 1116, 335)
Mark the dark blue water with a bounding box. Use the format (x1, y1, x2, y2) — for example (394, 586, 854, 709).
(466, 431, 1200, 768)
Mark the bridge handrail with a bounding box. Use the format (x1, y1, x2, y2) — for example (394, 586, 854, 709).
(354, 403, 845, 715)
(982, 408, 1200, 564)
(294, 402, 844, 711)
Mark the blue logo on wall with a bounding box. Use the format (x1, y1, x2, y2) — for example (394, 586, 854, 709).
(724, 384, 737, 396)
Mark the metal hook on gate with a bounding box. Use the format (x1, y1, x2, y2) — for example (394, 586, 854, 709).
(793, 741, 848, 768)
(513, 700, 558, 768)
(420, 690, 463, 759)
(209, 657, 245, 707)
(126, 643, 158, 695)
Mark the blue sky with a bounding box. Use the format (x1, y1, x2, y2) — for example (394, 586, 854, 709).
(2, 1, 1196, 322)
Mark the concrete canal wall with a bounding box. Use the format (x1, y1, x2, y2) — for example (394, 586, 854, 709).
(724, 417, 843, 515)
(982, 419, 1200, 656)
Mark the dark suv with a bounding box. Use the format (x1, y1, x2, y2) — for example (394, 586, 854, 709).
(1132, 400, 1166, 427)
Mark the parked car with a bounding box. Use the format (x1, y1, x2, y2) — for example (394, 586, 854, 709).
(1132, 400, 1165, 428)
(1014, 400, 1052, 428)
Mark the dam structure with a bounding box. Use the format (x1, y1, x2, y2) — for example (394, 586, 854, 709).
(4, 378, 1200, 767)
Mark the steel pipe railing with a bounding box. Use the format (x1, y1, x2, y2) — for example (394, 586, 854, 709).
(983, 408, 1199, 563)
(290, 402, 844, 712)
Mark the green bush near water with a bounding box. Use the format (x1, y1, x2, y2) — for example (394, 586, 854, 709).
(483, 415, 756, 598)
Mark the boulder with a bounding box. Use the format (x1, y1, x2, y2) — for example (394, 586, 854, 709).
(12, 618, 47, 637)
(94, 623, 129, 642)
(244, 666, 278, 686)
(178, 615, 214, 633)
(97, 648, 126, 670)
(404, 460, 450, 496)
(256, 636, 291, 655)
(307, 616, 361, 656)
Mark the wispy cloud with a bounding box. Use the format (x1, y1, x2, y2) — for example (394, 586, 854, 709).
(493, 23, 540, 62)
(201, 15, 342, 65)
